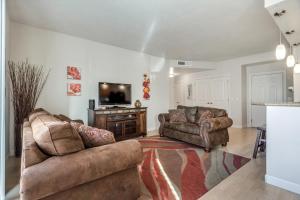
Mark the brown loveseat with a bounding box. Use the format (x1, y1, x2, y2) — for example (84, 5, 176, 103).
(158, 105, 233, 152)
(20, 110, 143, 200)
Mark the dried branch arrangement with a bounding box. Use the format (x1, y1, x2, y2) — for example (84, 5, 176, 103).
(8, 59, 49, 156)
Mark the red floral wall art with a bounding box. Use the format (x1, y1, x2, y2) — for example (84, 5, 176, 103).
(67, 83, 81, 96)
(67, 66, 81, 80)
(143, 74, 150, 100)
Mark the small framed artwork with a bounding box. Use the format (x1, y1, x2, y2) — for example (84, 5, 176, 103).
(67, 83, 81, 96)
(67, 66, 81, 80)
(187, 84, 192, 99)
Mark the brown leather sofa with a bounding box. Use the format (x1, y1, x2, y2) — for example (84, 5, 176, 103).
(20, 110, 143, 200)
(158, 105, 233, 152)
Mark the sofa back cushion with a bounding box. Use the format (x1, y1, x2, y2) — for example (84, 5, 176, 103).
(28, 108, 49, 123)
(196, 110, 214, 124)
(21, 119, 49, 172)
(169, 109, 187, 123)
(177, 105, 198, 123)
(197, 107, 227, 118)
(31, 114, 85, 156)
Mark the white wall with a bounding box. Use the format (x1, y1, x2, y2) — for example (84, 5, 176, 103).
(266, 105, 300, 195)
(4, 2, 10, 158)
(175, 52, 277, 127)
(9, 22, 170, 135)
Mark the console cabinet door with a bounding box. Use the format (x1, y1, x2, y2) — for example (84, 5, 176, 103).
(95, 115, 107, 129)
(139, 111, 147, 135)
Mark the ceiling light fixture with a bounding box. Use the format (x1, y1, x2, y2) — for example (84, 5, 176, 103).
(274, 10, 286, 17)
(286, 45, 295, 68)
(285, 30, 295, 35)
(275, 32, 286, 60)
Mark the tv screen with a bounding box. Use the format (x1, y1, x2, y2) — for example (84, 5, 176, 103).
(98, 82, 132, 105)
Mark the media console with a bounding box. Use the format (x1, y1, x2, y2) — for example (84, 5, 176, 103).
(88, 107, 147, 141)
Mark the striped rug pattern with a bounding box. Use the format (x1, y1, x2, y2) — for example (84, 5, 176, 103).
(138, 137, 250, 200)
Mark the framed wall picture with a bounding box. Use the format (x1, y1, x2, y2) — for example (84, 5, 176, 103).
(67, 66, 81, 80)
(67, 83, 81, 96)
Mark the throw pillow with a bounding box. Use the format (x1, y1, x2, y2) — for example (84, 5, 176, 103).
(29, 108, 49, 123)
(31, 114, 85, 156)
(177, 105, 198, 123)
(169, 109, 187, 123)
(53, 114, 72, 122)
(70, 121, 116, 148)
(196, 110, 214, 124)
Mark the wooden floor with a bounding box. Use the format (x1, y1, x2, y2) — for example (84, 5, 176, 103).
(201, 128, 300, 200)
(5, 128, 300, 199)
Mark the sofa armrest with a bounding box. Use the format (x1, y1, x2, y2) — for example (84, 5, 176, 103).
(158, 113, 170, 123)
(20, 140, 143, 200)
(201, 117, 233, 132)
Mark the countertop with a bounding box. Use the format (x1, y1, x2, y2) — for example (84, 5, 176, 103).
(265, 102, 300, 107)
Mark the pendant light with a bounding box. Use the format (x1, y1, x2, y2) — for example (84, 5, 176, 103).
(294, 53, 300, 73)
(286, 45, 295, 67)
(169, 67, 175, 78)
(276, 32, 286, 60)
(294, 63, 300, 73)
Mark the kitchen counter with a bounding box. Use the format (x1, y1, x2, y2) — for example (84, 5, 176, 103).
(265, 105, 300, 195)
(265, 102, 300, 107)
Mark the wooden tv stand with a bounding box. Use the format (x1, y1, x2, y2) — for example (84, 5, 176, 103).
(88, 107, 147, 141)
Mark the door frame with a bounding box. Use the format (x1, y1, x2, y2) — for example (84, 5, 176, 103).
(0, 0, 6, 198)
(247, 70, 286, 127)
(194, 74, 231, 116)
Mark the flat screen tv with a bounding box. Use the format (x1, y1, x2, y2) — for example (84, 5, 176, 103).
(98, 82, 132, 105)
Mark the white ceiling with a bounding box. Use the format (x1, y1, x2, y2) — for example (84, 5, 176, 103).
(8, 0, 280, 61)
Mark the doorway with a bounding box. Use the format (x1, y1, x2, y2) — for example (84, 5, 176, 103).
(247, 71, 285, 127)
(0, 0, 6, 198)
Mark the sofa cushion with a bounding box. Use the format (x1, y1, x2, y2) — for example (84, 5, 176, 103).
(53, 114, 72, 122)
(177, 105, 198, 123)
(22, 120, 49, 172)
(196, 110, 214, 123)
(165, 122, 200, 135)
(169, 109, 187, 123)
(29, 108, 49, 123)
(70, 122, 116, 148)
(20, 140, 143, 200)
(197, 107, 227, 118)
(31, 114, 84, 156)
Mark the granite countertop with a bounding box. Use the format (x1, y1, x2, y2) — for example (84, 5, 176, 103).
(265, 102, 300, 107)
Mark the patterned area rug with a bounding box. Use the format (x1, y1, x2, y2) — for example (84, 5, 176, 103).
(138, 137, 250, 200)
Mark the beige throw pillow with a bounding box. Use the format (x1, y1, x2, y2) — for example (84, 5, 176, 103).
(31, 114, 85, 156)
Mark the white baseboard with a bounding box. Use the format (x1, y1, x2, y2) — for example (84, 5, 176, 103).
(265, 174, 300, 195)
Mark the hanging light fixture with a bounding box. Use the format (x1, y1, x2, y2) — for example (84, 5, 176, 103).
(276, 32, 286, 60)
(286, 45, 295, 67)
(294, 52, 300, 73)
(169, 67, 175, 78)
(294, 63, 300, 73)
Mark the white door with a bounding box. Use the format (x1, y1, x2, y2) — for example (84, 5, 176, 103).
(174, 83, 184, 107)
(195, 79, 211, 107)
(210, 78, 230, 111)
(250, 72, 284, 127)
(195, 77, 230, 112)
